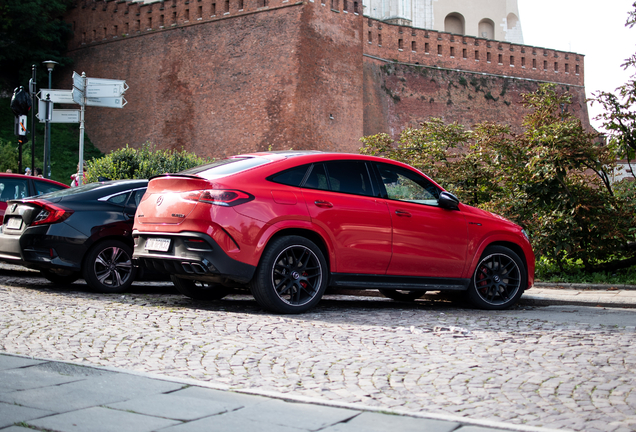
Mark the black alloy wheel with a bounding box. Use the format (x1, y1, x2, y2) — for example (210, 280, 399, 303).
(467, 245, 526, 310)
(82, 239, 137, 293)
(171, 276, 231, 300)
(378, 289, 426, 301)
(251, 235, 328, 314)
(40, 269, 81, 285)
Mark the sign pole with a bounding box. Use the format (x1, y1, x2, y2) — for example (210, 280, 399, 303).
(30, 65, 36, 174)
(43, 93, 51, 178)
(78, 72, 86, 187)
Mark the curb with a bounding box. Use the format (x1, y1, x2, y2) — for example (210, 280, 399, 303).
(534, 282, 636, 291)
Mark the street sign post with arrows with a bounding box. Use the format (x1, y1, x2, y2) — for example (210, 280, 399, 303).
(35, 71, 129, 186)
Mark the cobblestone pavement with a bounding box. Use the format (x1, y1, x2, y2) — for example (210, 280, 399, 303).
(1, 270, 635, 432)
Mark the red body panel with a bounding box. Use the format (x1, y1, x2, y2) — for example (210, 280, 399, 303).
(133, 152, 535, 290)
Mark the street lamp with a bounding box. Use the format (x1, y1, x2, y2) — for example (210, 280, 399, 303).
(42, 60, 58, 179)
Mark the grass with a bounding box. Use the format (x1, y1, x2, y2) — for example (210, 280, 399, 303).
(535, 256, 636, 285)
(1, 97, 104, 184)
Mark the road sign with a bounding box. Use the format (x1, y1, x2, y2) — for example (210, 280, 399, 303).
(72, 87, 84, 106)
(86, 83, 126, 98)
(85, 77, 127, 88)
(14, 116, 27, 136)
(51, 109, 80, 123)
(39, 89, 75, 104)
(73, 71, 85, 92)
(85, 96, 127, 109)
(36, 100, 51, 121)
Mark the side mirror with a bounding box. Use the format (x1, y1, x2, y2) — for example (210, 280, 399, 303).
(438, 191, 460, 210)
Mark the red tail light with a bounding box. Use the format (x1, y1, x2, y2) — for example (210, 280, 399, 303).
(181, 190, 254, 207)
(30, 201, 74, 226)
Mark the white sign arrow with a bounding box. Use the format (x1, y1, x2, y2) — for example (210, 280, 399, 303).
(51, 109, 81, 123)
(85, 96, 127, 109)
(86, 83, 126, 98)
(72, 71, 85, 92)
(72, 87, 85, 106)
(85, 77, 127, 88)
(38, 89, 75, 104)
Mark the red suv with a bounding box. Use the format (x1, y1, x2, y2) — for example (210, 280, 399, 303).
(132, 152, 534, 313)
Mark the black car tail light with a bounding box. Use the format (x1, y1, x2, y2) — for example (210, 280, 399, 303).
(30, 201, 74, 226)
(181, 190, 254, 207)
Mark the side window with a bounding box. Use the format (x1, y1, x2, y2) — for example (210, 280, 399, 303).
(376, 163, 440, 205)
(126, 188, 147, 210)
(107, 192, 130, 206)
(269, 164, 310, 187)
(303, 163, 329, 191)
(324, 161, 374, 196)
(0, 179, 28, 201)
(34, 180, 66, 196)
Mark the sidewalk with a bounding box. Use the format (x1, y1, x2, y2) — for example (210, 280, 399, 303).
(0, 353, 567, 432)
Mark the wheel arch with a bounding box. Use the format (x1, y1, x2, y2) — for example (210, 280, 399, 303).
(267, 228, 331, 273)
(467, 239, 533, 289)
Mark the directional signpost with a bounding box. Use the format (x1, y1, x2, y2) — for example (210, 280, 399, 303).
(34, 72, 129, 185)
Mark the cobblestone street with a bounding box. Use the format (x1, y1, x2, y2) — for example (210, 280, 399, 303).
(1, 271, 635, 432)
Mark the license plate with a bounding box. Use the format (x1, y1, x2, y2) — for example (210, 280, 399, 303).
(5, 218, 22, 230)
(145, 238, 171, 252)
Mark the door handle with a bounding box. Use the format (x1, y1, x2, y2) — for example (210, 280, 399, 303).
(395, 210, 411, 217)
(314, 200, 333, 208)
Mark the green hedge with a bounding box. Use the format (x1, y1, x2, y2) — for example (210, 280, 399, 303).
(84, 142, 209, 182)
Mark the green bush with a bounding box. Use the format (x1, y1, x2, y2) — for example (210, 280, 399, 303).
(84, 142, 209, 182)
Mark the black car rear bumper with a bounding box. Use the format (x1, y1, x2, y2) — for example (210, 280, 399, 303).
(0, 224, 84, 272)
(132, 231, 256, 285)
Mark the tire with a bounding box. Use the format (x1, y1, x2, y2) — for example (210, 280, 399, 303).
(40, 269, 80, 285)
(171, 275, 231, 300)
(82, 239, 137, 293)
(467, 245, 526, 310)
(251, 235, 328, 314)
(378, 289, 426, 301)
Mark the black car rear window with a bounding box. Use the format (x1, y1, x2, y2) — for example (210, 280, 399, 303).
(180, 157, 270, 180)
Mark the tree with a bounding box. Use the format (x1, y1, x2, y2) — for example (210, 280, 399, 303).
(592, 2, 636, 179)
(0, 0, 74, 90)
(360, 84, 636, 272)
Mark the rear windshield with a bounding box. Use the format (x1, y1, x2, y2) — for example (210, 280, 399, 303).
(179, 157, 270, 180)
(31, 182, 108, 199)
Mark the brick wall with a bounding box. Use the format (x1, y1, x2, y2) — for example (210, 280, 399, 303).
(363, 18, 584, 87)
(363, 58, 590, 140)
(60, 0, 589, 158)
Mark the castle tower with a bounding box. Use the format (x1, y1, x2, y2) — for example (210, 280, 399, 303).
(363, 0, 524, 44)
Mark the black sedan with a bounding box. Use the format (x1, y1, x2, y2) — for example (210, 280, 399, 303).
(0, 180, 147, 293)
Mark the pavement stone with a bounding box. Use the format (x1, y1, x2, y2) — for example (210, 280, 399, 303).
(1, 264, 636, 431)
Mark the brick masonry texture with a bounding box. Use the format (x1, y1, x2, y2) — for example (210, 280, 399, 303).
(60, 0, 589, 158)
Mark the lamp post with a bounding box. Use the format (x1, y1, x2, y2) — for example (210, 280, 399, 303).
(42, 60, 58, 179)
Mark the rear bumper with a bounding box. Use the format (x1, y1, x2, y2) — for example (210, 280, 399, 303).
(0, 225, 83, 272)
(132, 231, 256, 284)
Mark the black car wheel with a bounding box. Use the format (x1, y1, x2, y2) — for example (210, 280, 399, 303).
(251, 235, 328, 314)
(40, 269, 80, 285)
(82, 240, 136, 293)
(378, 289, 426, 301)
(467, 245, 526, 310)
(171, 276, 231, 300)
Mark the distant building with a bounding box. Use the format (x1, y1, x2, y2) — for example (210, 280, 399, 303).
(363, 0, 524, 43)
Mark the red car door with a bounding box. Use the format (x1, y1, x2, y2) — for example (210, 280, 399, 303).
(375, 162, 469, 278)
(302, 161, 392, 275)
